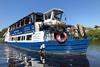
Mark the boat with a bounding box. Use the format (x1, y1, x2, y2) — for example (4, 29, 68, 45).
(4, 9, 91, 55)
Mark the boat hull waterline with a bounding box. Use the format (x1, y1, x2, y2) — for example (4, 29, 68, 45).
(6, 38, 91, 55)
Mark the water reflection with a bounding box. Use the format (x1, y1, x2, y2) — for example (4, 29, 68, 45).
(5, 46, 89, 67)
(87, 40, 100, 67)
(43, 55, 89, 67)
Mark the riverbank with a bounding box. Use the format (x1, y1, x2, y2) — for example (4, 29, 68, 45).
(0, 38, 4, 42)
(87, 28, 100, 40)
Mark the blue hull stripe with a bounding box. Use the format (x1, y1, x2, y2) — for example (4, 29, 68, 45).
(6, 38, 91, 54)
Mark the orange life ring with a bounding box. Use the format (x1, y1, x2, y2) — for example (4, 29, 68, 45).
(56, 32, 67, 43)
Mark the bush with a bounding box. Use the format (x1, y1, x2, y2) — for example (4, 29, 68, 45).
(87, 29, 100, 39)
(0, 28, 7, 38)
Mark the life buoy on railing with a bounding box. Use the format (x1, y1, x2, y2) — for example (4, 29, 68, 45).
(56, 32, 67, 43)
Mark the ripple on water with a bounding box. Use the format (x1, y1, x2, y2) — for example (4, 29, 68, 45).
(0, 41, 100, 67)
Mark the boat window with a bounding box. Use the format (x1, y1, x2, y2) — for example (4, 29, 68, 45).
(26, 35, 32, 40)
(45, 14, 51, 20)
(10, 26, 12, 31)
(39, 24, 41, 31)
(25, 17, 30, 25)
(24, 36, 25, 40)
(18, 37, 21, 41)
(29, 18, 32, 23)
(21, 20, 24, 27)
(16, 22, 20, 28)
(24, 16, 32, 25)
(53, 12, 62, 21)
(14, 24, 16, 29)
(12, 24, 15, 30)
(9, 38, 11, 41)
(31, 14, 35, 23)
(21, 36, 23, 40)
(13, 37, 16, 41)
(29, 17, 32, 22)
(10, 26, 11, 31)
(11, 37, 16, 41)
(35, 13, 43, 22)
(29, 15, 32, 23)
(11, 37, 13, 41)
(21, 36, 25, 40)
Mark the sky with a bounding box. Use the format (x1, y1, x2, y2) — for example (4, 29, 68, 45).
(0, 0, 100, 30)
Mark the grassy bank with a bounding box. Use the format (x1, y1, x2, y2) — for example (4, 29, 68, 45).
(0, 28, 7, 42)
(0, 38, 4, 42)
(87, 28, 100, 40)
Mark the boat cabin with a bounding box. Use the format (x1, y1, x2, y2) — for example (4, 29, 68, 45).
(43, 9, 63, 25)
(9, 12, 43, 35)
(5, 9, 87, 42)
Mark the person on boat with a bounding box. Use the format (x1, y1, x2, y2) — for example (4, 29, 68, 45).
(69, 28, 75, 39)
(74, 29, 79, 39)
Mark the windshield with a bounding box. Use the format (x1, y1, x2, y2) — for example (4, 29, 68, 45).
(53, 13, 63, 21)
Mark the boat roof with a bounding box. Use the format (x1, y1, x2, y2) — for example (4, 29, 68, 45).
(44, 8, 64, 14)
(9, 8, 64, 27)
(9, 12, 43, 27)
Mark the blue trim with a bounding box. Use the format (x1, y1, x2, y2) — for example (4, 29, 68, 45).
(10, 23, 34, 36)
(6, 38, 91, 54)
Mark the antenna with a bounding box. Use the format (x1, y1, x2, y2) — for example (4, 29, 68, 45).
(65, 17, 67, 21)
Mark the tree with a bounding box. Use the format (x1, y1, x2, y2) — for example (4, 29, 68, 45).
(87, 28, 100, 39)
(0, 28, 7, 38)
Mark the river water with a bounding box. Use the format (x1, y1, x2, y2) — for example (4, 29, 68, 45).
(0, 40, 100, 67)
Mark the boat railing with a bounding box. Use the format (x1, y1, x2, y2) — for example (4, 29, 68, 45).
(44, 32, 55, 41)
(44, 27, 88, 42)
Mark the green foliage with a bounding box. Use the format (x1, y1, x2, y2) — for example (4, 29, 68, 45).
(87, 29, 100, 39)
(40, 22, 66, 33)
(0, 34, 4, 38)
(0, 28, 7, 38)
(53, 22, 65, 27)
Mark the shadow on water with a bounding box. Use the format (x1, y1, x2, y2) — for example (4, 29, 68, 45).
(3, 45, 89, 67)
(87, 39, 100, 67)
